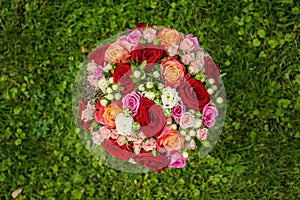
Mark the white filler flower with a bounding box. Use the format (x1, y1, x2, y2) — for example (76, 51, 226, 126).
(115, 113, 134, 135)
(97, 77, 109, 93)
(161, 87, 181, 109)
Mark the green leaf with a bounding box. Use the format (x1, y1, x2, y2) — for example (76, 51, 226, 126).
(257, 29, 266, 38)
(253, 39, 261, 47)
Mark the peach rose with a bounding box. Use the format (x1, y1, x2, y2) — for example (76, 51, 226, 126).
(102, 102, 123, 128)
(157, 28, 182, 48)
(104, 39, 131, 63)
(160, 57, 186, 88)
(157, 128, 185, 152)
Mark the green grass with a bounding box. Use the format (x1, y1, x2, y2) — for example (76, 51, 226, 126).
(1, 0, 299, 199)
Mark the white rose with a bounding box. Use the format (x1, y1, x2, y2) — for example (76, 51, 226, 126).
(161, 87, 181, 109)
(97, 77, 109, 93)
(115, 113, 134, 135)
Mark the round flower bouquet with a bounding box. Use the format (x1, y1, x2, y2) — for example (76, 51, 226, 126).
(73, 24, 226, 172)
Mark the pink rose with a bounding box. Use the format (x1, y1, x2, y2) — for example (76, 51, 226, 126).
(188, 139, 196, 150)
(100, 126, 111, 138)
(181, 53, 195, 65)
(122, 91, 141, 116)
(179, 38, 194, 53)
(189, 58, 204, 74)
(167, 43, 179, 56)
(179, 112, 195, 129)
(142, 138, 156, 151)
(87, 62, 98, 72)
(92, 132, 105, 145)
(196, 128, 208, 141)
(166, 151, 189, 168)
(117, 135, 127, 146)
(93, 65, 105, 79)
(202, 103, 218, 127)
(127, 30, 142, 47)
(172, 100, 186, 122)
(126, 134, 136, 142)
(133, 140, 143, 154)
(143, 28, 157, 43)
(186, 34, 201, 52)
(109, 129, 119, 139)
(166, 117, 173, 125)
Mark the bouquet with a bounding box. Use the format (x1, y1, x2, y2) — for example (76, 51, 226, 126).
(73, 24, 226, 172)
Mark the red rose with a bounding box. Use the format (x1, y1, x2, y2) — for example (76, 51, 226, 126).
(134, 98, 166, 138)
(135, 23, 151, 29)
(134, 97, 154, 126)
(112, 64, 135, 95)
(131, 44, 167, 71)
(204, 55, 220, 86)
(178, 78, 210, 112)
(78, 100, 92, 132)
(102, 139, 134, 161)
(134, 151, 169, 171)
(88, 44, 110, 65)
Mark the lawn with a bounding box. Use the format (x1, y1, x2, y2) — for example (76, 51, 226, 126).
(1, 0, 299, 199)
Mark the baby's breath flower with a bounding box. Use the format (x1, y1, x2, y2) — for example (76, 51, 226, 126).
(108, 77, 114, 84)
(112, 84, 119, 91)
(182, 152, 189, 158)
(158, 83, 164, 90)
(208, 78, 215, 85)
(170, 124, 177, 130)
(114, 93, 121, 100)
(185, 135, 191, 141)
(146, 82, 153, 89)
(189, 130, 196, 137)
(138, 84, 145, 91)
(153, 71, 160, 79)
(180, 130, 187, 136)
(216, 97, 224, 104)
(106, 87, 113, 94)
(106, 94, 114, 100)
(207, 88, 214, 94)
(212, 85, 218, 91)
(145, 92, 155, 100)
(134, 71, 141, 78)
(100, 99, 108, 106)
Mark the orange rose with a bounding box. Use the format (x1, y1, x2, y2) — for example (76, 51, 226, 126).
(157, 128, 185, 152)
(157, 28, 181, 48)
(160, 57, 186, 88)
(102, 102, 123, 128)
